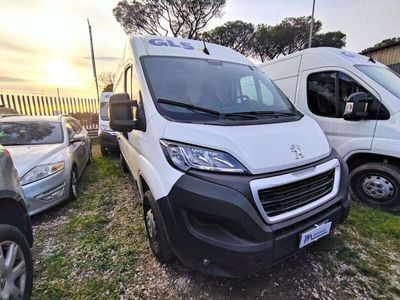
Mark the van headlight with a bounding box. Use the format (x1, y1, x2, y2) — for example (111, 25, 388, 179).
(20, 162, 65, 185)
(160, 140, 246, 173)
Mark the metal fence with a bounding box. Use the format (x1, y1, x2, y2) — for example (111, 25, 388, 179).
(0, 93, 99, 129)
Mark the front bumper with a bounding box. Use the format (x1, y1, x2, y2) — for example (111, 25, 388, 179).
(157, 152, 350, 277)
(22, 170, 69, 216)
(99, 131, 119, 151)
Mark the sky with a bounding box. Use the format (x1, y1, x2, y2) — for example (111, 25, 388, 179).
(0, 0, 399, 97)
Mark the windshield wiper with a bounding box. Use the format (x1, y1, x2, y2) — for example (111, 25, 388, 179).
(158, 98, 221, 118)
(229, 110, 299, 117)
(157, 99, 259, 120)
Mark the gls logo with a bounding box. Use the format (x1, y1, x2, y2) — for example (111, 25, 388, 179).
(148, 38, 195, 50)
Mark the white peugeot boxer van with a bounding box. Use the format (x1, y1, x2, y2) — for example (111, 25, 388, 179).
(260, 48, 400, 213)
(109, 36, 350, 277)
(98, 92, 119, 156)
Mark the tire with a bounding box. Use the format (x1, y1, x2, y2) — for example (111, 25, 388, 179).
(143, 190, 175, 263)
(100, 145, 108, 157)
(119, 154, 129, 173)
(350, 162, 400, 212)
(0, 224, 33, 300)
(69, 168, 78, 201)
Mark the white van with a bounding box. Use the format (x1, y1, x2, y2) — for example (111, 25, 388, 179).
(98, 92, 119, 156)
(109, 36, 350, 277)
(260, 48, 400, 213)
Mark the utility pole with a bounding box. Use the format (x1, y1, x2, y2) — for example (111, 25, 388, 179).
(87, 18, 100, 103)
(308, 0, 316, 48)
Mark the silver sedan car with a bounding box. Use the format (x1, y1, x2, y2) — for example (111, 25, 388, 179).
(0, 115, 92, 215)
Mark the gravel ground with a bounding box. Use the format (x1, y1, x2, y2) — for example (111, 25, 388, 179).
(30, 145, 400, 299)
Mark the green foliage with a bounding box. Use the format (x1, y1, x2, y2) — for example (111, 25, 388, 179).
(113, 0, 226, 39)
(202, 20, 255, 55)
(312, 31, 346, 48)
(362, 37, 400, 53)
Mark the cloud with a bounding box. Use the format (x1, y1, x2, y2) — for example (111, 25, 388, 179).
(0, 76, 30, 83)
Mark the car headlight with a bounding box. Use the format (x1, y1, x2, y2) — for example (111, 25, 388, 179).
(20, 162, 65, 185)
(160, 140, 246, 173)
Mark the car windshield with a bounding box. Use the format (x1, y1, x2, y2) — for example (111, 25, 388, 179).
(141, 56, 297, 123)
(356, 65, 400, 99)
(100, 102, 109, 121)
(0, 121, 63, 145)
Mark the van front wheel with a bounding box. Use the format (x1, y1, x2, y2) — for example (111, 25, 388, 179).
(350, 162, 400, 213)
(143, 190, 175, 263)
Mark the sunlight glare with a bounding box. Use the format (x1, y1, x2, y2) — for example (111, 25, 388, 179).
(46, 57, 77, 87)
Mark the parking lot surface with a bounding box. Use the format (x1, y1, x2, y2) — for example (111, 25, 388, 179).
(31, 145, 400, 299)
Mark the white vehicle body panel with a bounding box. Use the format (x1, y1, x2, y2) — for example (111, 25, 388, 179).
(115, 36, 333, 201)
(259, 47, 400, 161)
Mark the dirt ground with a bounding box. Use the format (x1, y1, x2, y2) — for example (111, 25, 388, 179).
(30, 146, 400, 299)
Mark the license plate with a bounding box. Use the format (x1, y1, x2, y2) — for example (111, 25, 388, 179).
(299, 221, 332, 248)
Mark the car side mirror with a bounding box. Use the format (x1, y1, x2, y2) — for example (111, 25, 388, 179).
(70, 133, 85, 144)
(343, 92, 374, 121)
(109, 93, 138, 132)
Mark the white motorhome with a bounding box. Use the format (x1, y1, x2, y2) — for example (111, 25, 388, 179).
(98, 92, 119, 156)
(260, 48, 400, 213)
(109, 36, 350, 277)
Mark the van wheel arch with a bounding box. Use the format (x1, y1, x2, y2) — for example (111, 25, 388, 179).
(0, 198, 33, 247)
(346, 153, 400, 172)
(139, 175, 150, 199)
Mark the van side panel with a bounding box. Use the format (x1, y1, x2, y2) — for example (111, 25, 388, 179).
(261, 55, 302, 103)
(273, 76, 299, 104)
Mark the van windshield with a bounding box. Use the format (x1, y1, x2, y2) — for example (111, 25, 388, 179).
(141, 56, 299, 124)
(356, 65, 400, 99)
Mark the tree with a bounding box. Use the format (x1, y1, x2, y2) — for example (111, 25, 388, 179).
(98, 72, 115, 92)
(362, 37, 400, 53)
(202, 21, 254, 55)
(250, 16, 346, 62)
(113, 0, 226, 39)
(278, 16, 322, 54)
(250, 25, 281, 62)
(312, 31, 346, 48)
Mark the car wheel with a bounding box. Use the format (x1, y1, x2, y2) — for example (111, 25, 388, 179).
(0, 224, 33, 300)
(143, 190, 175, 263)
(69, 169, 78, 201)
(119, 154, 129, 173)
(100, 145, 108, 157)
(350, 162, 400, 212)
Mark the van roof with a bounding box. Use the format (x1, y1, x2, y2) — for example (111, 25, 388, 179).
(259, 47, 386, 71)
(127, 35, 252, 66)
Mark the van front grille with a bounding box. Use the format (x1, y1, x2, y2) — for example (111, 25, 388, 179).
(258, 169, 335, 217)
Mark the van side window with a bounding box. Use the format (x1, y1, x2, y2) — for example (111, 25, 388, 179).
(307, 71, 375, 118)
(125, 66, 133, 99)
(307, 72, 337, 117)
(337, 72, 372, 115)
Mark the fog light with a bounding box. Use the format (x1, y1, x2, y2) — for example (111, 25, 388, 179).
(35, 184, 65, 201)
(203, 259, 211, 268)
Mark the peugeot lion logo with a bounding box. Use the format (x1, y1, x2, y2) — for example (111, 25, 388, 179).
(290, 144, 304, 159)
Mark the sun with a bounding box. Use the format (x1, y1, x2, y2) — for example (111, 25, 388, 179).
(46, 58, 77, 87)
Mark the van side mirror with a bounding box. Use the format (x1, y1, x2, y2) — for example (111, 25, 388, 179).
(343, 92, 374, 121)
(109, 93, 138, 132)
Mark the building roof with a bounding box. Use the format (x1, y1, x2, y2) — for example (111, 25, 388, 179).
(361, 41, 400, 54)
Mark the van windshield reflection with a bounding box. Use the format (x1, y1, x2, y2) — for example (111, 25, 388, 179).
(142, 56, 298, 123)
